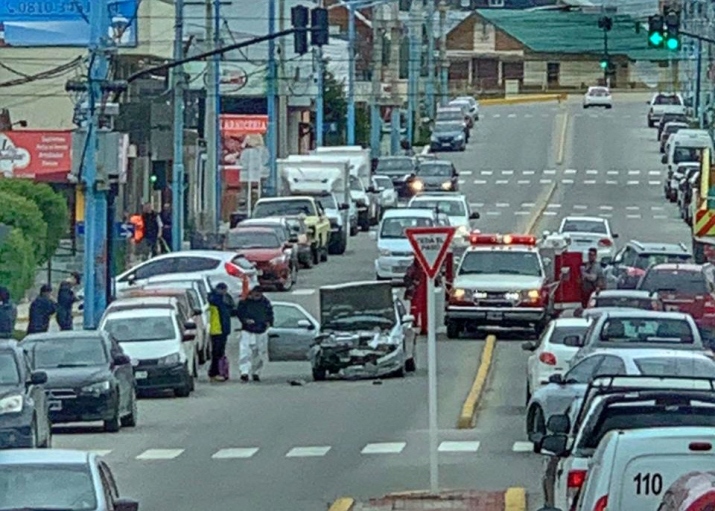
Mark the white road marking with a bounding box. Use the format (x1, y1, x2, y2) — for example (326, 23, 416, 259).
(481, 171, 493, 175)
(584, 180, 596, 184)
(438, 441, 481, 453)
(543, 211, 557, 216)
(547, 203, 561, 208)
(361, 442, 406, 454)
(626, 206, 640, 211)
(508, 113, 517, 118)
(561, 179, 574, 184)
(492, 114, 501, 118)
(90, 450, 113, 457)
(627, 214, 642, 219)
(136, 449, 184, 460)
(564, 169, 577, 174)
(600, 205, 613, 210)
(514, 211, 530, 215)
(496, 203, 510, 207)
(652, 206, 664, 211)
(607, 170, 619, 175)
(573, 205, 588, 210)
(496, 180, 509, 184)
(586, 169, 598, 174)
(458, 180, 466, 185)
(544, 169, 556, 175)
(627, 181, 639, 185)
(521, 202, 535, 208)
(518, 180, 531, 185)
(649, 181, 660, 185)
(524, 114, 533, 118)
(286, 446, 332, 457)
(523, 170, 536, 175)
(599, 213, 613, 218)
(502, 170, 514, 175)
(461, 170, 473, 176)
(474, 180, 487, 185)
(628, 170, 641, 175)
(606, 180, 618, 185)
(512, 441, 534, 452)
(291, 289, 315, 295)
(486, 211, 501, 216)
(212, 448, 259, 459)
(540, 179, 552, 184)
(649, 170, 661, 175)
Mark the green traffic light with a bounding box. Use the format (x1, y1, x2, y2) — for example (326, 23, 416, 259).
(666, 37, 680, 50)
(150, 175, 157, 182)
(649, 32, 664, 45)
(600, 61, 608, 69)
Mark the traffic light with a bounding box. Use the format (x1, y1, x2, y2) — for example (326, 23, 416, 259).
(311, 7, 329, 46)
(598, 16, 612, 32)
(291, 5, 309, 55)
(648, 15, 665, 48)
(600, 58, 608, 69)
(664, 9, 680, 51)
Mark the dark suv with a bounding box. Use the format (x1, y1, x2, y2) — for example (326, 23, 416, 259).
(604, 241, 692, 289)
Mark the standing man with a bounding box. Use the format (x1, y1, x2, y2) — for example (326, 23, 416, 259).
(580, 247, 605, 308)
(0, 287, 17, 338)
(236, 286, 273, 383)
(27, 285, 57, 335)
(207, 282, 236, 382)
(56, 274, 78, 331)
(160, 203, 173, 253)
(141, 203, 160, 258)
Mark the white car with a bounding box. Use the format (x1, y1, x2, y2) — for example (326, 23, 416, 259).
(556, 216, 618, 260)
(114, 250, 258, 302)
(583, 86, 612, 109)
(372, 208, 438, 281)
(522, 318, 590, 402)
(407, 193, 479, 242)
(452, 96, 479, 121)
(372, 174, 398, 211)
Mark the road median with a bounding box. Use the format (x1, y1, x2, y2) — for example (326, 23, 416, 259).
(524, 180, 558, 236)
(480, 94, 566, 106)
(332, 488, 525, 510)
(457, 334, 496, 429)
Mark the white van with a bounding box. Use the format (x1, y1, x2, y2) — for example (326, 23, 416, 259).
(571, 427, 715, 511)
(665, 129, 713, 172)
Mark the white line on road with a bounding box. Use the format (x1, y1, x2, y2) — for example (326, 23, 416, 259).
(496, 203, 510, 207)
(286, 446, 332, 457)
(461, 170, 473, 175)
(606, 180, 618, 185)
(544, 169, 556, 175)
(136, 449, 184, 460)
(90, 450, 113, 457)
(291, 289, 315, 295)
(649, 170, 661, 175)
(518, 180, 531, 185)
(458, 180, 466, 185)
(512, 442, 534, 452)
(543, 211, 557, 216)
(508, 113, 517, 118)
(653, 215, 668, 219)
(628, 170, 641, 175)
(474, 180, 487, 185)
(649, 181, 660, 185)
(521, 202, 535, 208)
(438, 441, 481, 453)
(561, 179, 574, 184)
(212, 448, 259, 459)
(573, 205, 588, 210)
(586, 169, 598, 174)
(470, 203, 484, 208)
(514, 211, 530, 215)
(502, 170, 514, 175)
(523, 170, 535, 175)
(584, 180, 596, 184)
(547, 203, 561, 208)
(540, 179, 552, 184)
(626, 206, 640, 211)
(496, 180, 509, 184)
(361, 442, 406, 454)
(599, 213, 613, 218)
(651, 206, 664, 210)
(564, 169, 577, 174)
(492, 114, 501, 118)
(607, 170, 619, 175)
(486, 211, 501, 216)
(524, 114, 533, 118)
(627, 214, 642, 219)
(627, 181, 640, 185)
(599, 205, 613, 210)
(481, 171, 493, 175)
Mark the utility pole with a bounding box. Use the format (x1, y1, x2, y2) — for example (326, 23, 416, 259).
(696, 38, 703, 125)
(370, 3, 383, 159)
(598, 15, 612, 87)
(347, 2, 356, 145)
(278, 0, 289, 158)
(83, 0, 111, 328)
(212, 0, 221, 227)
(389, 0, 401, 154)
(171, 0, 185, 251)
(425, 0, 435, 119)
(438, 0, 448, 107)
(407, 0, 421, 145)
(266, 0, 278, 196)
(315, 0, 325, 147)
(203, 0, 218, 231)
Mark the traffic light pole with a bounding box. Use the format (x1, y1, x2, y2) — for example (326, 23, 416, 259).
(267, 0, 278, 196)
(603, 28, 609, 86)
(171, 0, 185, 252)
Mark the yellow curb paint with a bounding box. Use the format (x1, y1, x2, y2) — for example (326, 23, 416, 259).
(556, 111, 569, 166)
(504, 487, 527, 511)
(457, 334, 496, 429)
(480, 94, 564, 106)
(328, 498, 355, 511)
(524, 181, 558, 236)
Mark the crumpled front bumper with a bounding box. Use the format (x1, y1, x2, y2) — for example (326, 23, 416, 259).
(310, 345, 404, 379)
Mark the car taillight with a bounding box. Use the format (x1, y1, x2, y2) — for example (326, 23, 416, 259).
(598, 238, 612, 247)
(593, 495, 608, 511)
(539, 352, 556, 365)
(568, 469, 587, 489)
(224, 262, 242, 277)
(705, 299, 715, 315)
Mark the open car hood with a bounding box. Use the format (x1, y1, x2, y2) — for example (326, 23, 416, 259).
(319, 281, 395, 333)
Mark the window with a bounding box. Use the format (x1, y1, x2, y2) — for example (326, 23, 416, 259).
(565, 355, 604, 384)
(618, 246, 637, 267)
(273, 305, 310, 329)
(380, 217, 434, 239)
(0, 351, 20, 385)
(416, 165, 452, 177)
(104, 314, 178, 342)
(411, 200, 466, 216)
(459, 251, 542, 277)
(373, 177, 393, 189)
(0, 464, 98, 509)
(594, 355, 627, 376)
(673, 146, 702, 164)
(232, 256, 255, 271)
(253, 199, 315, 217)
(654, 94, 682, 105)
(549, 325, 589, 344)
(639, 269, 707, 294)
(598, 318, 695, 344)
(396, 300, 407, 319)
(349, 175, 363, 192)
(132, 259, 176, 280)
(226, 231, 281, 249)
(186, 289, 201, 311)
(635, 356, 715, 377)
(177, 257, 220, 273)
(547, 63, 559, 87)
(26, 337, 108, 369)
(593, 296, 657, 310)
(560, 219, 608, 234)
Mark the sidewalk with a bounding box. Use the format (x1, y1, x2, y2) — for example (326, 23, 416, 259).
(15, 302, 83, 332)
(346, 490, 518, 511)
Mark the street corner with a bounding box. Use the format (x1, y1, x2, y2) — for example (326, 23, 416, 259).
(340, 487, 526, 510)
(457, 334, 496, 429)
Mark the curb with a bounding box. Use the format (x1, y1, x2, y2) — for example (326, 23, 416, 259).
(480, 94, 566, 106)
(421, 145, 430, 155)
(504, 487, 527, 511)
(457, 334, 496, 429)
(525, 180, 558, 236)
(556, 110, 569, 166)
(17, 311, 82, 323)
(329, 488, 527, 509)
(328, 498, 355, 511)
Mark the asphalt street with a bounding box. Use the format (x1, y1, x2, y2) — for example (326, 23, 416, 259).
(51, 93, 695, 510)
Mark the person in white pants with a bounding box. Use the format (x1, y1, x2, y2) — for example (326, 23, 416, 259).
(236, 286, 274, 382)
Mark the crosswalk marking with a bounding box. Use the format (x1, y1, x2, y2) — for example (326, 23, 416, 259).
(502, 170, 514, 175)
(514, 211, 530, 215)
(606, 180, 618, 185)
(361, 442, 406, 454)
(628, 170, 641, 175)
(90, 450, 113, 457)
(584, 180, 596, 184)
(486, 211, 501, 216)
(573, 205, 588, 210)
(544, 169, 556, 175)
(521, 202, 535, 208)
(212, 448, 259, 459)
(523, 170, 535, 175)
(136, 449, 184, 460)
(438, 441, 480, 453)
(286, 446, 331, 457)
(474, 180, 487, 185)
(649, 181, 661, 185)
(512, 442, 534, 452)
(461, 170, 473, 176)
(586, 169, 598, 174)
(496, 180, 509, 184)
(626, 206, 640, 211)
(291, 289, 316, 295)
(607, 170, 619, 175)
(540, 179, 552, 184)
(543, 211, 557, 216)
(518, 180, 531, 184)
(600, 205, 613, 210)
(481, 171, 493, 175)
(496, 203, 510, 207)
(562, 179, 574, 184)
(649, 170, 661, 175)
(627, 181, 639, 185)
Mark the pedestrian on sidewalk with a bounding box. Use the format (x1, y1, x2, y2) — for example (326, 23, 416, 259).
(27, 284, 57, 335)
(56, 273, 79, 331)
(580, 247, 605, 308)
(0, 287, 17, 339)
(236, 285, 273, 383)
(207, 282, 235, 382)
(160, 203, 173, 252)
(141, 203, 160, 258)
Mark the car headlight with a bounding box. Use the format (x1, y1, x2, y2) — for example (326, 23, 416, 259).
(441, 181, 453, 190)
(452, 288, 467, 300)
(0, 395, 23, 414)
(455, 134, 464, 140)
(270, 255, 288, 265)
(158, 353, 181, 365)
(379, 249, 392, 257)
(521, 289, 542, 303)
(411, 180, 424, 191)
(82, 381, 111, 394)
(456, 225, 469, 238)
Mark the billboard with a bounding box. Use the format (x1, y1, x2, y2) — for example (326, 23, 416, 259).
(0, 130, 72, 180)
(220, 114, 268, 184)
(0, 0, 138, 47)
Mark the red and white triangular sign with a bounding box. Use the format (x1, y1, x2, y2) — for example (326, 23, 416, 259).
(405, 226, 456, 280)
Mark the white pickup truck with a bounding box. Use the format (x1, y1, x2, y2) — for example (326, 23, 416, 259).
(647, 92, 686, 127)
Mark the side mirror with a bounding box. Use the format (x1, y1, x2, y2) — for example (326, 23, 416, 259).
(115, 499, 139, 511)
(402, 314, 415, 324)
(662, 155, 668, 164)
(297, 319, 315, 330)
(183, 332, 196, 342)
(469, 212, 480, 219)
(113, 354, 131, 366)
(369, 231, 377, 240)
(339, 203, 350, 211)
(126, 274, 136, 284)
(29, 371, 48, 385)
(367, 187, 377, 193)
(563, 335, 583, 347)
(547, 414, 571, 434)
(612, 233, 619, 239)
(184, 321, 197, 331)
(192, 308, 202, 316)
(521, 341, 537, 352)
(548, 373, 564, 384)
(289, 235, 299, 243)
(539, 434, 569, 457)
(600, 256, 613, 267)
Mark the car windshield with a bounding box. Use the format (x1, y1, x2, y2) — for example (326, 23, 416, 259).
(593, 296, 658, 310)
(349, 176, 362, 192)
(104, 315, 177, 342)
(0, 352, 19, 385)
(436, 110, 463, 122)
(315, 194, 337, 210)
(635, 357, 715, 377)
(253, 199, 315, 217)
(598, 318, 695, 344)
(459, 251, 542, 277)
(634, 253, 692, 270)
(433, 123, 464, 134)
(654, 95, 682, 105)
(226, 231, 280, 249)
(27, 337, 107, 369)
(380, 217, 433, 239)
(374, 177, 393, 189)
(0, 464, 98, 510)
(639, 269, 707, 294)
(550, 326, 589, 344)
(666, 124, 686, 135)
(674, 146, 702, 164)
(561, 220, 607, 234)
(411, 200, 465, 216)
(589, 88, 608, 96)
(376, 159, 413, 175)
(417, 165, 452, 177)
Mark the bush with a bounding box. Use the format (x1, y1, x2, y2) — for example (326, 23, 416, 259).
(0, 180, 68, 264)
(0, 191, 47, 260)
(0, 227, 37, 301)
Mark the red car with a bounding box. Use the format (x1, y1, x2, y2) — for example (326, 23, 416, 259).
(225, 227, 297, 291)
(637, 263, 715, 343)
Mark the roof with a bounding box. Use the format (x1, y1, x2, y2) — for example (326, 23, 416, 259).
(378, 156, 413, 161)
(552, 317, 591, 327)
(24, 331, 105, 342)
(649, 263, 703, 271)
(594, 290, 655, 298)
(239, 218, 287, 225)
(256, 196, 315, 203)
(562, 215, 607, 222)
(108, 296, 178, 308)
(629, 241, 690, 253)
(475, 9, 671, 61)
(0, 449, 92, 465)
(587, 348, 714, 361)
(145, 250, 236, 261)
(601, 426, 715, 441)
(383, 208, 436, 218)
(600, 310, 690, 320)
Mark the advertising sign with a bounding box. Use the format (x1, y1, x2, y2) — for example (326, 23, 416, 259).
(0, 0, 138, 47)
(0, 130, 72, 179)
(220, 114, 268, 183)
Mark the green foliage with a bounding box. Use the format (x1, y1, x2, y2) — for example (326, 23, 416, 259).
(0, 179, 68, 263)
(0, 228, 37, 301)
(0, 191, 47, 260)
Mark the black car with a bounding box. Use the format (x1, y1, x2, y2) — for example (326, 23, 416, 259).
(430, 121, 467, 152)
(603, 241, 692, 289)
(375, 156, 417, 197)
(657, 112, 689, 140)
(0, 339, 51, 448)
(406, 160, 459, 195)
(22, 331, 138, 433)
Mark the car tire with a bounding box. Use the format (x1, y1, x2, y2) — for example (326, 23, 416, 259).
(301, 254, 313, 269)
(320, 245, 329, 262)
(606, 105, 612, 109)
(29, 420, 38, 448)
(121, 390, 138, 428)
(311, 245, 320, 266)
(197, 344, 207, 365)
(527, 405, 546, 452)
(392, 366, 405, 378)
(405, 356, 416, 372)
(583, 104, 588, 109)
(312, 366, 327, 381)
(103, 406, 121, 433)
(175, 367, 193, 397)
(446, 319, 461, 339)
(526, 382, 531, 406)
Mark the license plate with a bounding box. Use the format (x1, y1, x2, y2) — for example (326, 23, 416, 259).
(393, 265, 408, 273)
(135, 371, 148, 380)
(487, 312, 502, 321)
(48, 400, 62, 411)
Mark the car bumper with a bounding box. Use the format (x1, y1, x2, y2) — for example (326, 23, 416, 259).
(446, 306, 546, 325)
(0, 425, 34, 448)
(257, 265, 291, 286)
(329, 226, 344, 244)
(430, 139, 465, 151)
(584, 99, 612, 107)
(47, 391, 119, 424)
(375, 256, 413, 280)
(134, 362, 188, 392)
(296, 245, 312, 263)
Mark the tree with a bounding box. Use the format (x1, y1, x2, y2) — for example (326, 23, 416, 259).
(323, 68, 348, 144)
(0, 191, 47, 260)
(0, 228, 37, 300)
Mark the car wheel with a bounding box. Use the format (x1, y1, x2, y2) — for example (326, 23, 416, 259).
(192, 351, 199, 377)
(405, 356, 416, 372)
(311, 245, 320, 265)
(392, 365, 405, 378)
(606, 105, 612, 109)
(446, 319, 461, 339)
(103, 405, 121, 433)
(302, 253, 313, 269)
(526, 381, 531, 406)
(197, 343, 207, 365)
(174, 366, 192, 397)
(583, 104, 588, 109)
(312, 366, 327, 381)
(121, 390, 138, 428)
(527, 405, 546, 451)
(320, 245, 328, 262)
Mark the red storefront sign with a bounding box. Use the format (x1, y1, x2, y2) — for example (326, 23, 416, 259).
(0, 130, 72, 181)
(220, 114, 268, 186)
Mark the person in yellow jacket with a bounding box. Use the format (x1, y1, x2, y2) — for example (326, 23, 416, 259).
(207, 282, 236, 381)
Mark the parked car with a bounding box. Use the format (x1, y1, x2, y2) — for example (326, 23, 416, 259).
(283, 215, 314, 268)
(603, 241, 692, 289)
(372, 175, 399, 214)
(452, 95, 479, 121)
(234, 217, 300, 272)
(429, 121, 467, 152)
(225, 227, 298, 291)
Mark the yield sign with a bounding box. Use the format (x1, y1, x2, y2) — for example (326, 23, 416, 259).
(405, 226, 456, 280)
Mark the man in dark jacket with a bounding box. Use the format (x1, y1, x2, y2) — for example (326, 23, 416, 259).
(207, 282, 235, 381)
(141, 203, 160, 258)
(160, 203, 172, 252)
(236, 286, 273, 382)
(27, 284, 57, 334)
(0, 287, 17, 338)
(56, 273, 79, 331)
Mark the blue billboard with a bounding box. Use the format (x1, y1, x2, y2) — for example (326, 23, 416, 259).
(0, 0, 138, 47)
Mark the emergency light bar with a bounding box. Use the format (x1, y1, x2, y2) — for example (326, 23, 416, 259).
(469, 233, 537, 246)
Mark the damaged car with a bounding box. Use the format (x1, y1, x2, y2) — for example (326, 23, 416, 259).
(309, 281, 417, 380)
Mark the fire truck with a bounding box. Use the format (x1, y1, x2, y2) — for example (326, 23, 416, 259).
(444, 232, 583, 338)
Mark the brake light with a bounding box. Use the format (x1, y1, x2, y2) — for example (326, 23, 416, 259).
(705, 299, 715, 315)
(224, 262, 242, 277)
(539, 352, 556, 366)
(568, 469, 587, 489)
(469, 233, 536, 246)
(690, 441, 712, 451)
(594, 495, 608, 511)
(598, 238, 612, 247)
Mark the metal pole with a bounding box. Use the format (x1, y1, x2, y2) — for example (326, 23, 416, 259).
(426, 0, 435, 119)
(316, 0, 325, 148)
(390, 106, 400, 154)
(438, 0, 448, 107)
(266, 0, 278, 196)
(389, 0, 400, 151)
(83, 0, 110, 328)
(203, 0, 218, 231)
(213, 0, 222, 227)
(171, 0, 185, 251)
(370, 4, 383, 159)
(347, 2, 356, 145)
(407, 5, 418, 145)
(278, 0, 288, 158)
(696, 37, 703, 126)
(427, 276, 439, 494)
(603, 28, 608, 85)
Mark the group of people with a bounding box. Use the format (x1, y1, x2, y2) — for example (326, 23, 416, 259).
(129, 203, 173, 259)
(207, 282, 274, 383)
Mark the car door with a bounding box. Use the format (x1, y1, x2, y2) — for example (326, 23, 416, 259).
(184, 289, 207, 352)
(22, 349, 50, 443)
(395, 299, 415, 360)
(98, 461, 120, 510)
(529, 322, 554, 391)
(267, 302, 319, 361)
(107, 336, 134, 414)
(117, 258, 178, 290)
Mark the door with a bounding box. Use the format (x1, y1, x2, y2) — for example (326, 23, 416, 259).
(396, 300, 415, 360)
(23, 350, 50, 442)
(108, 337, 134, 414)
(547, 63, 559, 88)
(267, 302, 319, 361)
